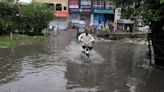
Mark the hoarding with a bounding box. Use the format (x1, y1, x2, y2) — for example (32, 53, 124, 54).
(69, 0, 79, 8)
(54, 11, 69, 17)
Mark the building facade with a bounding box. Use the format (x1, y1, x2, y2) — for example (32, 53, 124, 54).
(69, 0, 92, 25)
(33, 0, 69, 18)
(68, 0, 117, 26)
(33, 0, 69, 29)
(93, 0, 115, 26)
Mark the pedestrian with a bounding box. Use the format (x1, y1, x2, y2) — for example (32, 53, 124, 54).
(94, 25, 99, 34)
(56, 24, 59, 34)
(52, 25, 57, 36)
(105, 23, 109, 32)
(48, 24, 52, 31)
(126, 26, 130, 32)
(87, 25, 93, 34)
(112, 22, 118, 32)
(109, 23, 113, 32)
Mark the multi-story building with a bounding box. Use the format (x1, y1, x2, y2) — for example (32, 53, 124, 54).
(33, 0, 69, 29)
(69, 0, 92, 25)
(68, 0, 117, 26)
(92, 0, 115, 26)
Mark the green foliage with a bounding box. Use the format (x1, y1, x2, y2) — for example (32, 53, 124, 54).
(120, 5, 134, 19)
(0, 40, 15, 46)
(133, 5, 161, 25)
(0, 2, 18, 16)
(0, 2, 18, 35)
(20, 2, 54, 35)
(116, 0, 164, 27)
(0, 18, 13, 35)
(161, 0, 164, 4)
(0, 34, 47, 46)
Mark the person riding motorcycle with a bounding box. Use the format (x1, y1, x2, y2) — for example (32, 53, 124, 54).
(78, 27, 95, 53)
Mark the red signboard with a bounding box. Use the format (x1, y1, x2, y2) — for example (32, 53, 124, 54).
(69, 0, 79, 8)
(54, 11, 69, 17)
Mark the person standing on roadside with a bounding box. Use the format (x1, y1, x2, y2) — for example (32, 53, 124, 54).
(52, 24, 57, 36)
(112, 22, 118, 32)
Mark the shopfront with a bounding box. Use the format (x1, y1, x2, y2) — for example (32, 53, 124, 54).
(93, 9, 114, 25)
(79, 8, 92, 25)
(69, 0, 80, 24)
(69, 13, 80, 25)
(117, 19, 134, 32)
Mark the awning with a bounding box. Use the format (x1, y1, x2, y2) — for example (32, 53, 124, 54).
(94, 9, 114, 14)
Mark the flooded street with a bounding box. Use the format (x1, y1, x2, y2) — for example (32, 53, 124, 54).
(0, 31, 164, 92)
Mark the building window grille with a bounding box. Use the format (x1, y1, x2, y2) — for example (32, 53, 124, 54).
(93, 0, 104, 9)
(80, 0, 91, 8)
(56, 3, 62, 11)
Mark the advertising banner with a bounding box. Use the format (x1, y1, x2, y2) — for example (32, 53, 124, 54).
(94, 9, 114, 14)
(79, 8, 92, 13)
(69, 0, 79, 8)
(69, 8, 92, 13)
(69, 8, 79, 13)
(54, 11, 69, 17)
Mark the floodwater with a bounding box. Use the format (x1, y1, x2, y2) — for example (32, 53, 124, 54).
(0, 31, 164, 92)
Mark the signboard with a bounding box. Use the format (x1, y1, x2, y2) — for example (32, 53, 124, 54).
(69, 8, 92, 13)
(69, 0, 79, 8)
(94, 9, 114, 14)
(70, 14, 79, 20)
(69, 8, 79, 13)
(54, 11, 69, 17)
(98, 16, 105, 24)
(80, 8, 92, 13)
(94, 15, 105, 25)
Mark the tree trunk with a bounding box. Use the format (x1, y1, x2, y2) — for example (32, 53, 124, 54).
(151, 20, 164, 67)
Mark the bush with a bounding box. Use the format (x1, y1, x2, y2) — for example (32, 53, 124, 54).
(0, 2, 17, 35)
(0, 18, 13, 35)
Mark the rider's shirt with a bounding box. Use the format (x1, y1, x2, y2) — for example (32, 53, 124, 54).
(78, 33, 94, 47)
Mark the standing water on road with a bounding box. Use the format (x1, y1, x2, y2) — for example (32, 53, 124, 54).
(0, 31, 164, 92)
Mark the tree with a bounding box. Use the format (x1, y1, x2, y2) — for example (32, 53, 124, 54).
(115, 0, 164, 66)
(20, 2, 54, 35)
(0, 2, 18, 35)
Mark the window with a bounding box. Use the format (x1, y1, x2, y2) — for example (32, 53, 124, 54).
(56, 3, 62, 11)
(80, 0, 91, 8)
(64, 7, 67, 10)
(93, 0, 104, 9)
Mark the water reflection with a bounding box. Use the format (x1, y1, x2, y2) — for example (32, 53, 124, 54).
(0, 47, 22, 85)
(0, 31, 163, 92)
(0, 31, 74, 92)
(64, 42, 151, 92)
(65, 62, 103, 91)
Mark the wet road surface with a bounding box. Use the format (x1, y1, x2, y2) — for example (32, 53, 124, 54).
(0, 30, 164, 92)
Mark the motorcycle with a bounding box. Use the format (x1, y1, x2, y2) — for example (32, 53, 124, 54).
(81, 45, 92, 59)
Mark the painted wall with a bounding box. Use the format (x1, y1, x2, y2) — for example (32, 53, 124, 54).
(54, 0, 68, 11)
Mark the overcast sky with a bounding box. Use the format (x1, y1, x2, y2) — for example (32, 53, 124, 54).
(19, 0, 32, 3)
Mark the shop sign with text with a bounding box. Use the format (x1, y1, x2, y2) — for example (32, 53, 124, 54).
(54, 11, 69, 17)
(69, 8, 92, 13)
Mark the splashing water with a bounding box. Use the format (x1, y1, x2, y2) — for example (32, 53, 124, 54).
(61, 41, 104, 64)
